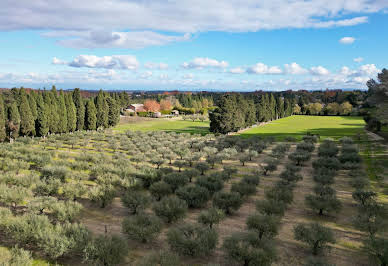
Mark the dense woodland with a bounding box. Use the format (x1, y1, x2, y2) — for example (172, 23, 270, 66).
(0, 87, 121, 142)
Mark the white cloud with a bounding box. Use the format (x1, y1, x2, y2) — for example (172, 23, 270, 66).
(139, 71, 153, 79)
(229, 67, 245, 74)
(339, 37, 356, 44)
(144, 62, 169, 70)
(358, 64, 379, 76)
(182, 58, 228, 69)
(54, 55, 139, 70)
(247, 63, 283, 74)
(284, 62, 308, 75)
(310, 66, 330, 76)
(183, 73, 194, 79)
(353, 57, 364, 63)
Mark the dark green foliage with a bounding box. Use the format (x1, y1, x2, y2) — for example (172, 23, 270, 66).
(167, 223, 218, 257)
(294, 223, 335, 255)
(121, 190, 151, 214)
(305, 185, 342, 216)
(149, 181, 172, 201)
(312, 158, 341, 171)
(18, 88, 35, 136)
(57, 90, 68, 133)
(153, 195, 188, 223)
(246, 213, 281, 240)
(106, 96, 120, 127)
(0, 93, 7, 141)
(197, 208, 225, 228)
(65, 93, 77, 132)
(363, 237, 388, 266)
(256, 199, 286, 217)
(95, 89, 109, 128)
(297, 142, 315, 152)
(242, 174, 260, 186)
(262, 158, 278, 175)
(223, 166, 238, 180)
(265, 186, 293, 205)
(35, 93, 49, 137)
(223, 232, 277, 266)
(279, 169, 303, 183)
(183, 168, 200, 182)
(83, 234, 128, 266)
(73, 88, 85, 131)
(89, 184, 116, 208)
(7, 102, 20, 139)
(176, 184, 210, 208)
(122, 213, 163, 243)
(164, 173, 189, 192)
(352, 190, 377, 206)
(85, 99, 97, 130)
(213, 192, 243, 214)
(354, 202, 388, 237)
(195, 162, 210, 175)
(231, 181, 256, 197)
(338, 153, 361, 164)
(196, 174, 223, 194)
(289, 151, 311, 166)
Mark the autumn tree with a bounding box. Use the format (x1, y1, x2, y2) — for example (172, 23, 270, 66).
(144, 100, 160, 112)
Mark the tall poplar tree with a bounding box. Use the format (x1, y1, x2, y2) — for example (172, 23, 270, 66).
(65, 93, 77, 132)
(19, 88, 35, 136)
(36, 92, 49, 137)
(85, 99, 97, 130)
(57, 90, 68, 133)
(0, 93, 6, 141)
(72, 88, 85, 131)
(95, 89, 108, 128)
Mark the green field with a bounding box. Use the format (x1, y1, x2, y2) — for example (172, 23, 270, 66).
(241, 115, 365, 140)
(114, 117, 210, 134)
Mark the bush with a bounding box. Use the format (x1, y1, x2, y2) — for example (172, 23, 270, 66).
(89, 184, 116, 208)
(262, 158, 278, 175)
(197, 208, 225, 228)
(163, 173, 189, 192)
(363, 237, 388, 266)
(41, 165, 69, 182)
(122, 213, 163, 243)
(176, 185, 210, 208)
(288, 151, 311, 166)
(83, 234, 128, 266)
(137, 250, 181, 266)
(318, 146, 339, 157)
(297, 142, 315, 152)
(167, 223, 218, 257)
(223, 232, 277, 266)
(256, 199, 286, 217)
(242, 174, 260, 186)
(302, 135, 318, 143)
(121, 190, 151, 214)
(312, 158, 341, 171)
(231, 181, 257, 197)
(196, 174, 223, 194)
(213, 192, 243, 214)
(294, 223, 335, 255)
(246, 213, 281, 240)
(149, 181, 172, 201)
(338, 153, 361, 164)
(8, 246, 33, 266)
(182, 168, 200, 182)
(352, 190, 377, 206)
(153, 195, 188, 223)
(265, 186, 293, 205)
(279, 170, 303, 183)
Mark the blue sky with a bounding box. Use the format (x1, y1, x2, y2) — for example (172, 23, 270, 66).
(0, 1, 387, 91)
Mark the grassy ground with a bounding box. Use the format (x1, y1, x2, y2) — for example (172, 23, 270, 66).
(241, 115, 365, 140)
(114, 117, 210, 134)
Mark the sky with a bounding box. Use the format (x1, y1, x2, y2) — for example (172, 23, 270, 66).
(0, 0, 387, 91)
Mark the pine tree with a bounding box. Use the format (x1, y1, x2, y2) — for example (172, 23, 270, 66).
(19, 88, 35, 136)
(72, 88, 85, 131)
(65, 93, 77, 132)
(7, 102, 20, 139)
(106, 96, 120, 127)
(57, 90, 68, 133)
(95, 89, 109, 128)
(85, 99, 97, 130)
(36, 92, 49, 137)
(0, 93, 6, 141)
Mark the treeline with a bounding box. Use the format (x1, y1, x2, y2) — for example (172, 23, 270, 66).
(0, 87, 120, 142)
(209, 93, 294, 134)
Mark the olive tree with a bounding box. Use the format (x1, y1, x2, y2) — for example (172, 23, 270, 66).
(195, 162, 210, 175)
(122, 213, 163, 243)
(121, 190, 151, 214)
(89, 184, 116, 208)
(246, 213, 281, 240)
(153, 195, 188, 223)
(176, 184, 210, 208)
(213, 192, 243, 215)
(149, 181, 172, 201)
(294, 223, 335, 255)
(197, 208, 225, 228)
(261, 158, 278, 175)
(305, 185, 342, 216)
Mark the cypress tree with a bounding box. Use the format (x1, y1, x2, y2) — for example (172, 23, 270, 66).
(7, 102, 20, 139)
(85, 99, 97, 130)
(19, 88, 35, 136)
(48, 86, 60, 133)
(57, 90, 68, 133)
(72, 88, 85, 131)
(65, 93, 77, 132)
(106, 96, 120, 127)
(95, 89, 109, 128)
(36, 92, 49, 137)
(0, 93, 6, 141)
(29, 91, 38, 120)
(269, 94, 276, 121)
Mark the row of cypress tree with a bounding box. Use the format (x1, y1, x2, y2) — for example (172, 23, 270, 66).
(209, 93, 294, 134)
(0, 87, 120, 142)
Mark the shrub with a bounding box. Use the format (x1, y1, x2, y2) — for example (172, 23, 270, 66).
(246, 213, 281, 240)
(176, 185, 210, 208)
(153, 195, 188, 223)
(318, 146, 339, 157)
(195, 162, 210, 175)
(279, 170, 303, 183)
(297, 142, 315, 152)
(122, 213, 163, 243)
(167, 223, 218, 257)
(256, 199, 286, 217)
(213, 192, 243, 214)
(121, 190, 151, 214)
(8, 246, 33, 266)
(312, 158, 341, 171)
(182, 168, 200, 182)
(149, 181, 172, 201)
(265, 186, 293, 205)
(339, 153, 361, 164)
(223, 232, 277, 266)
(285, 163, 302, 173)
(41, 165, 69, 182)
(289, 151, 311, 166)
(242, 174, 260, 186)
(83, 234, 128, 266)
(363, 237, 388, 266)
(231, 181, 257, 197)
(305, 185, 342, 216)
(196, 174, 223, 194)
(353, 202, 388, 237)
(262, 158, 278, 175)
(352, 190, 377, 206)
(294, 223, 335, 255)
(89, 184, 116, 208)
(197, 208, 225, 228)
(137, 250, 181, 266)
(302, 135, 318, 143)
(164, 173, 189, 192)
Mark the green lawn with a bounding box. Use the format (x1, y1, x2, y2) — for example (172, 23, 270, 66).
(240, 115, 365, 140)
(113, 118, 210, 134)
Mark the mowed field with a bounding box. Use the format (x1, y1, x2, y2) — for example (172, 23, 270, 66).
(241, 116, 365, 140)
(114, 116, 210, 135)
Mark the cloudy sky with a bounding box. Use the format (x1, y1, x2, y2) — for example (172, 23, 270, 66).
(0, 0, 387, 91)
